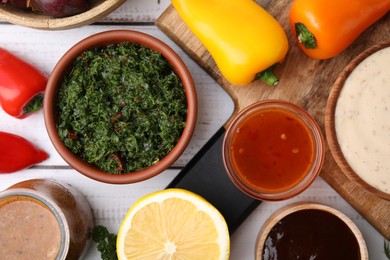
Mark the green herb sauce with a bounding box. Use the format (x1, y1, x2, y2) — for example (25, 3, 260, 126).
(57, 42, 187, 174)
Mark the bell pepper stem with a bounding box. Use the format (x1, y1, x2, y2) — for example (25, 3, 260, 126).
(295, 22, 317, 49)
(385, 240, 390, 260)
(23, 93, 44, 115)
(255, 64, 279, 86)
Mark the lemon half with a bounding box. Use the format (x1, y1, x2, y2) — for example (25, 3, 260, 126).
(117, 188, 230, 260)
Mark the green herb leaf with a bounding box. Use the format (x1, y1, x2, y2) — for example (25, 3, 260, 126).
(92, 225, 118, 260)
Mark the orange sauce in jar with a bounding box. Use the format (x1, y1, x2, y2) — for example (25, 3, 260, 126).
(223, 101, 323, 200)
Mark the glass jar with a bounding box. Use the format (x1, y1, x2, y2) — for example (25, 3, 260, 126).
(0, 179, 94, 259)
(223, 100, 325, 201)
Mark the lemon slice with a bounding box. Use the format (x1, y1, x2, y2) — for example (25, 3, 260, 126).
(117, 188, 230, 260)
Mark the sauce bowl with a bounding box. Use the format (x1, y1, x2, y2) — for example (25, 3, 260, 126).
(325, 41, 390, 200)
(223, 100, 324, 201)
(44, 30, 197, 184)
(255, 202, 368, 260)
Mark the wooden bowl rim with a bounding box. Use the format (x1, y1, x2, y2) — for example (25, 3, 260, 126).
(255, 202, 368, 260)
(0, 0, 126, 30)
(325, 41, 390, 201)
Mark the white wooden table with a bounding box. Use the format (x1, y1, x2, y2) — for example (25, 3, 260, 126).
(0, 1, 388, 259)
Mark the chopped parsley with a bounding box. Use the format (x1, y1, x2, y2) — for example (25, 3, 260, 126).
(57, 42, 187, 174)
(92, 225, 117, 260)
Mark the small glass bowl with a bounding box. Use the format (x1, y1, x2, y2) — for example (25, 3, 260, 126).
(223, 100, 325, 201)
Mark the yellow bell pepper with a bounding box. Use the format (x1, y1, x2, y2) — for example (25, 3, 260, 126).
(172, 0, 289, 86)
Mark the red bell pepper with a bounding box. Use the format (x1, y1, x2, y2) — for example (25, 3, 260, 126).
(0, 131, 48, 173)
(0, 48, 48, 119)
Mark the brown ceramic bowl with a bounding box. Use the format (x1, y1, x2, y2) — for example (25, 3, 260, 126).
(255, 202, 368, 260)
(44, 30, 197, 184)
(0, 0, 125, 30)
(325, 41, 390, 200)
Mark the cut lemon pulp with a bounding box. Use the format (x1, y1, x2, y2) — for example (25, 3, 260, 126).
(117, 188, 230, 260)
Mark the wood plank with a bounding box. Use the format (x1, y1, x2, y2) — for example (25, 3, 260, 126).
(102, 0, 170, 23)
(156, 2, 390, 239)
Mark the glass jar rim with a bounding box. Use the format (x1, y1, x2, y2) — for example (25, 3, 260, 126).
(222, 100, 325, 201)
(0, 188, 70, 260)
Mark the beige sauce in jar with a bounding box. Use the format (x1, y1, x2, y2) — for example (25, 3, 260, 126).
(335, 46, 390, 194)
(0, 196, 62, 260)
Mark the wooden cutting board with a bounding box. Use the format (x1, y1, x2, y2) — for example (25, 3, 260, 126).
(156, 1, 390, 239)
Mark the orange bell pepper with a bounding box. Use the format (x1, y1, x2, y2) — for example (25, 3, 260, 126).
(290, 0, 390, 59)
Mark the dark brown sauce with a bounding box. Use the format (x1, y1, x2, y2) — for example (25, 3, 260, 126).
(262, 209, 361, 260)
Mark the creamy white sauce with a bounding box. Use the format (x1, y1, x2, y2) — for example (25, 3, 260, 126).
(335, 46, 390, 194)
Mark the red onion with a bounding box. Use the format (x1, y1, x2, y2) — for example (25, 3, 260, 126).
(2, 0, 90, 17)
(31, 0, 90, 18)
(2, 0, 29, 9)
